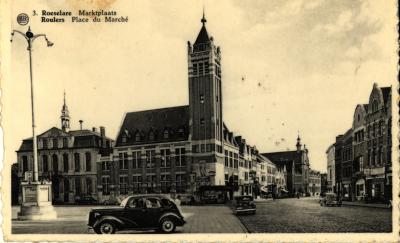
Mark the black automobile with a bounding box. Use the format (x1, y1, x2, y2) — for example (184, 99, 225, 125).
(75, 195, 98, 205)
(234, 195, 256, 215)
(87, 194, 185, 234)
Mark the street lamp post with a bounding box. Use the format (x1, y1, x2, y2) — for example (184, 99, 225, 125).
(11, 26, 57, 220)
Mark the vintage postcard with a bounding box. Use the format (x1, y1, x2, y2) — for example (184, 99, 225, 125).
(1, 0, 398, 242)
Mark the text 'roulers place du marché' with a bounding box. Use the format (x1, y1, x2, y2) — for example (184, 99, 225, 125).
(41, 10, 128, 23)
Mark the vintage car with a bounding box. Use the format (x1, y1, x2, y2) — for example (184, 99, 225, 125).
(87, 194, 185, 234)
(234, 196, 256, 215)
(75, 195, 98, 205)
(319, 192, 342, 207)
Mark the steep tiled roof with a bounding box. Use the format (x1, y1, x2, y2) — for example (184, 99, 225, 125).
(115, 105, 189, 146)
(261, 151, 302, 165)
(194, 25, 210, 45)
(17, 128, 113, 152)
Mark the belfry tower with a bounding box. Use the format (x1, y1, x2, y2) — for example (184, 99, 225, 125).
(61, 91, 70, 132)
(188, 11, 224, 184)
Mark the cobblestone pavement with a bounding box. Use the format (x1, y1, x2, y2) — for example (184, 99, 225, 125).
(11, 204, 246, 234)
(237, 198, 392, 233)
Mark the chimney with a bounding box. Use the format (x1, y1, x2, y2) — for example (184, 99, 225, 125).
(92, 127, 97, 133)
(79, 120, 83, 130)
(100, 126, 106, 148)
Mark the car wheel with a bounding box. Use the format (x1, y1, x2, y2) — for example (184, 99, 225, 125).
(160, 218, 176, 233)
(97, 221, 116, 234)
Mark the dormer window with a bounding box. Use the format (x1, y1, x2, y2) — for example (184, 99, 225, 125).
(149, 131, 155, 141)
(43, 139, 48, 149)
(163, 129, 169, 139)
(63, 138, 68, 148)
(121, 134, 127, 143)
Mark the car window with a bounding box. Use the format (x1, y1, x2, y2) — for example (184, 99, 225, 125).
(127, 198, 144, 208)
(161, 198, 173, 207)
(145, 198, 161, 208)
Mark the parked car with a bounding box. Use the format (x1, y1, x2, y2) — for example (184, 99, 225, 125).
(319, 192, 342, 207)
(234, 195, 256, 215)
(87, 194, 185, 234)
(102, 197, 121, 205)
(75, 196, 98, 205)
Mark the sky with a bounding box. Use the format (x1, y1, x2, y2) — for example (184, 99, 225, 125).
(2, 0, 397, 172)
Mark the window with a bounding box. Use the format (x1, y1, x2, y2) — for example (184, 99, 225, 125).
(119, 152, 128, 170)
(52, 154, 58, 173)
(86, 178, 92, 194)
(53, 138, 58, 148)
(163, 129, 169, 139)
(192, 145, 198, 153)
(205, 61, 209, 73)
(146, 150, 155, 169)
(161, 174, 171, 193)
(132, 151, 141, 169)
(245, 172, 249, 181)
(225, 150, 229, 167)
(119, 176, 128, 195)
(121, 134, 127, 143)
(127, 197, 144, 208)
(200, 118, 205, 125)
(43, 139, 48, 149)
(145, 198, 162, 208)
(63, 154, 69, 172)
(193, 63, 198, 76)
(42, 155, 48, 172)
(234, 154, 238, 169)
(85, 152, 91, 172)
(160, 149, 171, 168)
(102, 161, 110, 171)
(135, 132, 140, 142)
(176, 174, 186, 193)
(175, 148, 186, 167)
(225, 174, 229, 185)
(359, 156, 364, 171)
(229, 152, 233, 168)
(22, 156, 29, 174)
(132, 175, 142, 193)
(199, 63, 204, 75)
(200, 94, 205, 104)
(261, 176, 265, 182)
(149, 131, 155, 141)
(74, 153, 80, 172)
(75, 177, 81, 196)
(146, 175, 156, 193)
(102, 176, 110, 195)
(63, 138, 68, 148)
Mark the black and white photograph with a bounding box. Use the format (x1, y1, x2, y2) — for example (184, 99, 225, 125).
(1, 0, 398, 242)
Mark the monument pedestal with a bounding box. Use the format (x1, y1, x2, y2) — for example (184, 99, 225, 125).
(17, 181, 57, 220)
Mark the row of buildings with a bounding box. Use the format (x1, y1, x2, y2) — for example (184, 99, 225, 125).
(15, 15, 322, 204)
(326, 83, 392, 203)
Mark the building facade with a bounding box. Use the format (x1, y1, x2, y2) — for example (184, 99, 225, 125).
(328, 83, 392, 203)
(308, 170, 321, 195)
(16, 94, 113, 203)
(262, 136, 312, 195)
(326, 144, 335, 192)
(95, 15, 282, 202)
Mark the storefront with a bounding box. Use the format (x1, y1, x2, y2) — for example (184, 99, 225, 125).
(355, 179, 365, 201)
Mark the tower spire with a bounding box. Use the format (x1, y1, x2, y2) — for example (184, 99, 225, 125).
(201, 7, 207, 26)
(61, 91, 70, 132)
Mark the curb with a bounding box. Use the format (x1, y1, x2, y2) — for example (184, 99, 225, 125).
(342, 203, 391, 209)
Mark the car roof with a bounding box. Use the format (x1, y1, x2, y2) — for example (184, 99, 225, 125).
(129, 194, 171, 199)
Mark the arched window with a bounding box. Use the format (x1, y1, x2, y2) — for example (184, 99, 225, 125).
(52, 154, 58, 173)
(63, 154, 69, 172)
(135, 132, 140, 142)
(85, 152, 91, 172)
(42, 155, 48, 172)
(74, 153, 80, 172)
